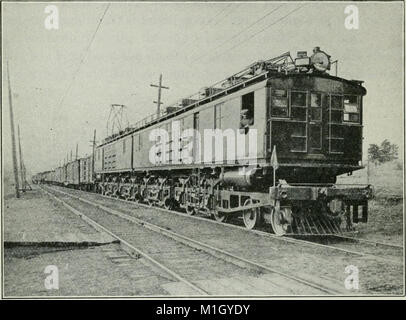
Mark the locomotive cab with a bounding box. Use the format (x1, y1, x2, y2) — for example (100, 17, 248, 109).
(267, 48, 367, 185)
(268, 74, 366, 184)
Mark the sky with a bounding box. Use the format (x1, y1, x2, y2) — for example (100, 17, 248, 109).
(2, 1, 404, 176)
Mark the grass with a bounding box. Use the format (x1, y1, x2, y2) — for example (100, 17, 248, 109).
(337, 160, 404, 244)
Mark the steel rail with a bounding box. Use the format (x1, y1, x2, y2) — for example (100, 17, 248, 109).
(41, 186, 208, 296)
(45, 185, 346, 295)
(330, 234, 403, 249)
(51, 185, 403, 263)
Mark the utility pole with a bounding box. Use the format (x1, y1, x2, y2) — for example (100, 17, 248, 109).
(91, 129, 96, 173)
(17, 125, 25, 191)
(150, 74, 169, 117)
(367, 157, 370, 185)
(88, 129, 97, 186)
(7, 61, 20, 198)
(70, 150, 73, 162)
(75, 143, 78, 160)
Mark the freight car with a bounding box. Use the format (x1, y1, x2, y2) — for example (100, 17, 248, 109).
(79, 155, 94, 190)
(38, 47, 373, 235)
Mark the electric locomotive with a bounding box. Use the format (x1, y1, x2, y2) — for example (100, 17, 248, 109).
(39, 47, 373, 235)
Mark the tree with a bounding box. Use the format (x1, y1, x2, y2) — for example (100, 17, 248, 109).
(368, 140, 398, 165)
(368, 144, 380, 165)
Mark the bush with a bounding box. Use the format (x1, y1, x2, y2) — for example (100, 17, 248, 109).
(394, 161, 403, 171)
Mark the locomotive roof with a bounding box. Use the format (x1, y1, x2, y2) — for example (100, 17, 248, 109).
(97, 71, 365, 149)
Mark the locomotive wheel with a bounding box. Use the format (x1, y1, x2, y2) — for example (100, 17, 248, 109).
(134, 192, 142, 203)
(242, 199, 260, 230)
(270, 207, 290, 236)
(213, 211, 228, 223)
(186, 205, 196, 215)
(163, 198, 174, 210)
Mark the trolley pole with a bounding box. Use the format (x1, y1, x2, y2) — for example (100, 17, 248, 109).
(150, 74, 169, 117)
(7, 61, 20, 198)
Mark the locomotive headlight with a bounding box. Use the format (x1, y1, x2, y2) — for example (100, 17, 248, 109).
(310, 47, 331, 72)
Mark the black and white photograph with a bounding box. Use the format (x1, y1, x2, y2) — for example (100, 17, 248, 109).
(1, 1, 404, 300)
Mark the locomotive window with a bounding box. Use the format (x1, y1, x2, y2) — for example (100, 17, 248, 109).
(240, 92, 255, 127)
(331, 95, 343, 109)
(271, 89, 288, 117)
(134, 134, 141, 151)
(330, 95, 343, 124)
(290, 91, 307, 122)
(343, 96, 360, 123)
(310, 93, 322, 121)
(291, 91, 307, 107)
(123, 139, 126, 153)
(291, 107, 306, 121)
(215, 103, 224, 129)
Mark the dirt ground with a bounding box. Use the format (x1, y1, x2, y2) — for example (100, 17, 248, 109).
(2, 159, 403, 296)
(2, 185, 171, 297)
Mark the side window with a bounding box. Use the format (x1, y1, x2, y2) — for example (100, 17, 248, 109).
(138, 134, 142, 151)
(343, 95, 360, 123)
(123, 139, 126, 153)
(214, 103, 223, 129)
(290, 91, 307, 121)
(330, 95, 343, 123)
(310, 93, 322, 121)
(240, 92, 255, 128)
(271, 89, 288, 117)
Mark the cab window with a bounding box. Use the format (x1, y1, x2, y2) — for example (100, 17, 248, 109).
(310, 93, 322, 121)
(290, 91, 307, 121)
(271, 89, 288, 117)
(214, 103, 224, 129)
(343, 95, 360, 123)
(330, 95, 343, 123)
(240, 92, 255, 127)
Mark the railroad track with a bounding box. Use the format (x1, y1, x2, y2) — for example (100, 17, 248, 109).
(41, 185, 346, 296)
(46, 185, 403, 267)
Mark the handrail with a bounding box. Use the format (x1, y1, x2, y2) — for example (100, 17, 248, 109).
(102, 52, 296, 145)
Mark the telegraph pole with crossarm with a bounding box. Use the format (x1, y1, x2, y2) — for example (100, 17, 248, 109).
(150, 74, 169, 117)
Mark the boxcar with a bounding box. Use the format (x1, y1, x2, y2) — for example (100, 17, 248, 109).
(66, 160, 80, 187)
(79, 155, 94, 190)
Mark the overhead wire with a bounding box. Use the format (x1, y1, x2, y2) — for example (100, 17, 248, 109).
(56, 3, 110, 109)
(172, 3, 233, 57)
(193, 3, 285, 62)
(209, 4, 307, 61)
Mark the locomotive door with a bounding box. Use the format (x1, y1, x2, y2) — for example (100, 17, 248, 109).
(308, 92, 324, 153)
(193, 112, 200, 163)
